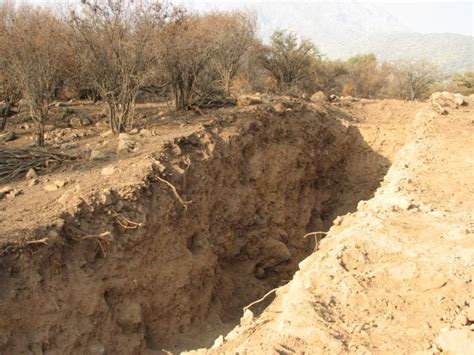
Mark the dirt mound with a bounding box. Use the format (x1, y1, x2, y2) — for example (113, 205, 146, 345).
(0, 101, 389, 353)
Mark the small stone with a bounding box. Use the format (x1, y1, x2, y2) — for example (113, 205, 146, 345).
(333, 215, 344, 226)
(255, 266, 265, 279)
(100, 130, 114, 138)
(436, 329, 474, 354)
(87, 340, 105, 355)
(139, 128, 152, 137)
(28, 178, 39, 186)
(80, 117, 92, 126)
(7, 189, 22, 199)
(310, 91, 327, 102)
(54, 180, 66, 188)
(100, 189, 115, 205)
(240, 309, 254, 327)
(0, 186, 13, 194)
(69, 117, 82, 128)
(172, 144, 182, 156)
(117, 134, 136, 154)
(90, 150, 107, 161)
(129, 128, 139, 134)
(44, 184, 58, 192)
(25, 168, 38, 180)
(101, 166, 116, 176)
(212, 335, 224, 349)
(116, 302, 143, 333)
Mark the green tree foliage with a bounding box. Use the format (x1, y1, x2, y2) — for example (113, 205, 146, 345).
(260, 30, 320, 93)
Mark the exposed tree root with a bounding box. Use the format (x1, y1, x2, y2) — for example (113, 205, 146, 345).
(74, 231, 112, 257)
(112, 212, 143, 229)
(156, 175, 193, 210)
(243, 287, 279, 314)
(303, 231, 328, 250)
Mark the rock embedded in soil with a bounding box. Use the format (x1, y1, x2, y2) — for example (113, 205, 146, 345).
(101, 165, 116, 176)
(117, 133, 137, 154)
(311, 91, 327, 103)
(116, 302, 143, 333)
(25, 168, 38, 180)
(44, 184, 59, 192)
(90, 150, 108, 161)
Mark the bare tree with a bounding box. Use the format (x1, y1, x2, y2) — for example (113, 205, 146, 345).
(260, 30, 320, 93)
(3, 5, 66, 146)
(159, 12, 218, 110)
(393, 60, 441, 101)
(70, 0, 167, 133)
(0, 1, 21, 131)
(208, 11, 256, 96)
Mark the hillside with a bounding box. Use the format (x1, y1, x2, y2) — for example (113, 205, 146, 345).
(364, 32, 474, 73)
(182, 0, 474, 73)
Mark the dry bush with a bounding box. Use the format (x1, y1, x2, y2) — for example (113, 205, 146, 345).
(431, 72, 474, 96)
(0, 1, 21, 132)
(69, 0, 168, 133)
(312, 60, 348, 95)
(389, 60, 442, 100)
(343, 54, 388, 98)
(159, 11, 218, 110)
(2, 4, 67, 146)
(207, 11, 257, 96)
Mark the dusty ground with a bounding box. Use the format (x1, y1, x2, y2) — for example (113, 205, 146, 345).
(0, 95, 472, 354)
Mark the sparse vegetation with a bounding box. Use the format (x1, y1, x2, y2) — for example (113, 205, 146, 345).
(260, 30, 320, 93)
(69, 0, 168, 133)
(0, 0, 470, 144)
(2, 4, 66, 146)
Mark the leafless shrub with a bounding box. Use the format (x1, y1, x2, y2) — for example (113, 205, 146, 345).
(0, 1, 21, 131)
(208, 11, 257, 96)
(390, 60, 442, 100)
(159, 11, 218, 110)
(69, 0, 168, 133)
(2, 4, 67, 146)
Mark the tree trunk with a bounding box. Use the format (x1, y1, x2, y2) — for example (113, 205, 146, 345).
(0, 103, 11, 131)
(0, 115, 6, 132)
(37, 121, 45, 147)
(175, 85, 187, 111)
(108, 103, 120, 134)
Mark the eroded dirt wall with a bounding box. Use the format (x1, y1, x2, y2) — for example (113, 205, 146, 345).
(0, 107, 388, 353)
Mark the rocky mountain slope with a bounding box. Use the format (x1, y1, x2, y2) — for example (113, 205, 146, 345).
(183, 0, 474, 73)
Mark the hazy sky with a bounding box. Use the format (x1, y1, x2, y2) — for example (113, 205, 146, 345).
(379, 1, 473, 35)
(23, 0, 474, 36)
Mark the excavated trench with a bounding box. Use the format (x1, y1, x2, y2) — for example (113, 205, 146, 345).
(0, 107, 390, 353)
